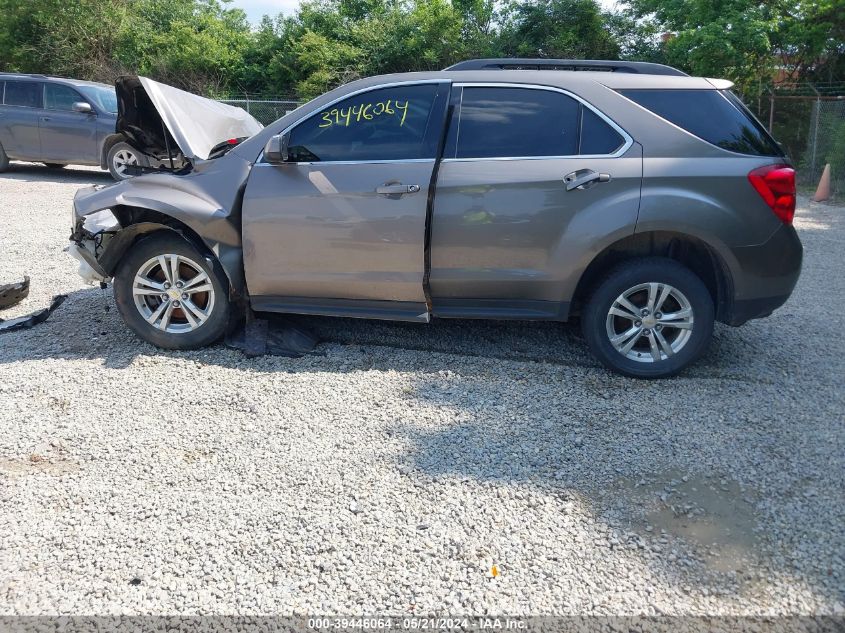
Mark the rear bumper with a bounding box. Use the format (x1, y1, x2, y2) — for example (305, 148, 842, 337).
(726, 223, 802, 326)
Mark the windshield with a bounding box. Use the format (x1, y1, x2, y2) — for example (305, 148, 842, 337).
(79, 85, 118, 114)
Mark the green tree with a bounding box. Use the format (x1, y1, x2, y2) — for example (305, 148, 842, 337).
(498, 0, 620, 60)
(116, 0, 252, 95)
(624, 0, 845, 96)
(0, 0, 129, 81)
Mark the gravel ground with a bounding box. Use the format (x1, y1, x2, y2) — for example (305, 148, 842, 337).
(0, 163, 842, 616)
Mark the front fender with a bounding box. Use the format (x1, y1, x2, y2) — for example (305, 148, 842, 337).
(72, 155, 252, 296)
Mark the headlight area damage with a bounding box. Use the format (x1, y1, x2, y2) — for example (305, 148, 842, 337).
(68, 167, 249, 303)
(67, 77, 316, 357)
(67, 162, 317, 357)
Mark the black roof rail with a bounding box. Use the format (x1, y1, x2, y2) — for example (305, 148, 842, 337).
(444, 58, 688, 77)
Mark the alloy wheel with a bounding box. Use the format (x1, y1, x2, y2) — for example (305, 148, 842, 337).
(112, 149, 139, 178)
(132, 254, 215, 334)
(605, 282, 694, 363)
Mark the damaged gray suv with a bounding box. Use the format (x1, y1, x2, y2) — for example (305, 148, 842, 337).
(69, 59, 802, 378)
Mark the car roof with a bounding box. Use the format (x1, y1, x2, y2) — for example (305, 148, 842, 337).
(0, 73, 112, 90)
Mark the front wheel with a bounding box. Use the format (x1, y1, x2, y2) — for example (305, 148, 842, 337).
(107, 141, 148, 180)
(582, 258, 714, 378)
(113, 232, 232, 349)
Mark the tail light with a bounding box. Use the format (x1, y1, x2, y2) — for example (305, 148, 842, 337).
(748, 164, 796, 224)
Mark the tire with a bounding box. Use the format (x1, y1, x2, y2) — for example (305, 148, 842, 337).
(581, 257, 715, 379)
(113, 232, 232, 349)
(43, 163, 66, 169)
(0, 142, 9, 172)
(107, 141, 148, 181)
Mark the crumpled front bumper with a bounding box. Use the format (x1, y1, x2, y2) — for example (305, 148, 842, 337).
(68, 187, 121, 285)
(66, 243, 109, 284)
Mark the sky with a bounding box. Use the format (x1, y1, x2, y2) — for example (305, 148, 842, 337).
(229, 0, 302, 24)
(229, 0, 620, 25)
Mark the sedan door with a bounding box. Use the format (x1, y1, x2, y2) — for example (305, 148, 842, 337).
(0, 80, 43, 160)
(429, 84, 642, 319)
(242, 81, 450, 321)
(39, 83, 99, 163)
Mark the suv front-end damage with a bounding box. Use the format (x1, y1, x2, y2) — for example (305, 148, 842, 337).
(69, 74, 264, 299)
(68, 156, 253, 304)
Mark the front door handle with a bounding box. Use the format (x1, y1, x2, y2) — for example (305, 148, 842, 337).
(564, 170, 611, 191)
(376, 183, 421, 196)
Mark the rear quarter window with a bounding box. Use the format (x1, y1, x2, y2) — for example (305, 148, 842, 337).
(619, 89, 782, 157)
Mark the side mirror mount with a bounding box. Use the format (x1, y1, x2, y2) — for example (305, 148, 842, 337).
(72, 102, 94, 114)
(264, 133, 290, 164)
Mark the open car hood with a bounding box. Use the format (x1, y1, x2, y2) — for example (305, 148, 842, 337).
(115, 76, 263, 162)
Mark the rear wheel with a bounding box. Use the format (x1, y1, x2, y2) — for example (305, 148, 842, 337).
(0, 142, 9, 172)
(582, 258, 714, 378)
(107, 141, 148, 180)
(113, 232, 232, 349)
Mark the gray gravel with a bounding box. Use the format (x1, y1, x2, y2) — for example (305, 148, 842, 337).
(0, 162, 843, 616)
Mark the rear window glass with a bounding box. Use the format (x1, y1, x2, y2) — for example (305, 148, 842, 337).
(4, 81, 42, 108)
(619, 89, 782, 157)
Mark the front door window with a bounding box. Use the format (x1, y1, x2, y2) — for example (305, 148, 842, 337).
(286, 84, 440, 163)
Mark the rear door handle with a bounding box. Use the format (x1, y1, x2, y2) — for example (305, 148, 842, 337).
(376, 183, 420, 196)
(564, 170, 611, 191)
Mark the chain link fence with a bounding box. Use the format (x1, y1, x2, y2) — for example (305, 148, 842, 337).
(217, 97, 303, 126)
(752, 83, 845, 195)
(804, 98, 845, 192)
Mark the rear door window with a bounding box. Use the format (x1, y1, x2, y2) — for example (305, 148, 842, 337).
(4, 81, 42, 108)
(619, 89, 783, 157)
(447, 86, 626, 158)
(45, 84, 84, 111)
(454, 87, 580, 158)
(287, 84, 441, 162)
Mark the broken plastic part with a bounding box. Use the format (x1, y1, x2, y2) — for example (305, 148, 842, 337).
(0, 276, 30, 310)
(82, 209, 120, 234)
(225, 315, 318, 358)
(0, 294, 67, 334)
(66, 244, 110, 285)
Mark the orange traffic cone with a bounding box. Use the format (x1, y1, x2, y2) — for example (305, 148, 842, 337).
(813, 164, 831, 202)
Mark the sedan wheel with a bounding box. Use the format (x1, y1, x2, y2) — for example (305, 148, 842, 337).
(107, 141, 148, 180)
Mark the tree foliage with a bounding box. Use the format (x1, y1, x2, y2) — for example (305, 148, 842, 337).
(0, 0, 840, 99)
(626, 0, 845, 96)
